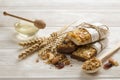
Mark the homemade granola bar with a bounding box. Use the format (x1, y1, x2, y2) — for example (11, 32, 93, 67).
(67, 22, 109, 45)
(71, 39, 108, 61)
(57, 37, 77, 54)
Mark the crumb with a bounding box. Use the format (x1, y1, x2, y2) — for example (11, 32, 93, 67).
(55, 62, 64, 69)
(70, 65, 73, 67)
(36, 59, 39, 63)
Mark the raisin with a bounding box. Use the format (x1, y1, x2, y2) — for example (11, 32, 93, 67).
(55, 62, 64, 69)
(63, 40, 67, 44)
(103, 62, 113, 69)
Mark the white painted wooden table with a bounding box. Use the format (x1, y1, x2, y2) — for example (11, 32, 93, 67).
(0, 0, 120, 80)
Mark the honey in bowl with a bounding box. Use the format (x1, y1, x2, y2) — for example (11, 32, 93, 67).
(15, 20, 39, 36)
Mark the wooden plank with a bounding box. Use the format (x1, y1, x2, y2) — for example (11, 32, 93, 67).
(0, 0, 120, 9)
(1, 11, 120, 27)
(1, 79, 120, 80)
(1, 7, 120, 12)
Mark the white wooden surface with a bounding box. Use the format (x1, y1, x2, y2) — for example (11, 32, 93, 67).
(0, 0, 120, 80)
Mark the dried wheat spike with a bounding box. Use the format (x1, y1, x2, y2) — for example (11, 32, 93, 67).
(18, 43, 42, 60)
(38, 33, 59, 54)
(38, 32, 67, 57)
(18, 36, 50, 60)
(19, 37, 45, 47)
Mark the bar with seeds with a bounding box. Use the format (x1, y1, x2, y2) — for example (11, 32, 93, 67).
(71, 39, 108, 61)
(57, 37, 77, 54)
(67, 22, 109, 45)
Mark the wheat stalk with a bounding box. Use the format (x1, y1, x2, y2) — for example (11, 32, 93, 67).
(19, 37, 46, 48)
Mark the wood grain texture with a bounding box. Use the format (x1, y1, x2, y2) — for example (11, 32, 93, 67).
(0, 0, 120, 80)
(1, 11, 120, 27)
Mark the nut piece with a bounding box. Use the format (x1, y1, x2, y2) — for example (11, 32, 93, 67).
(40, 53, 49, 60)
(63, 60, 70, 65)
(47, 52, 55, 60)
(108, 58, 119, 66)
(51, 56, 60, 64)
(39, 52, 55, 60)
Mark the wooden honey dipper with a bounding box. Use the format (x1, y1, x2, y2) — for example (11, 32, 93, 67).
(3, 11, 46, 29)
